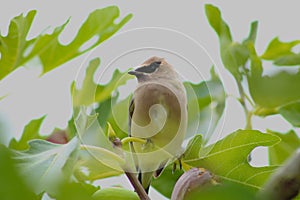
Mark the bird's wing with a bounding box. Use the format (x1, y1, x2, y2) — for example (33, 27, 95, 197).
(128, 97, 135, 137)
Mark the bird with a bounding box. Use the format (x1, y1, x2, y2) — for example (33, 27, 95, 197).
(128, 56, 188, 193)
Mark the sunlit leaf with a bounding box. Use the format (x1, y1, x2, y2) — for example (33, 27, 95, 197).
(261, 37, 300, 61)
(0, 6, 132, 80)
(13, 138, 79, 194)
(9, 116, 46, 150)
(185, 130, 280, 190)
(268, 130, 300, 165)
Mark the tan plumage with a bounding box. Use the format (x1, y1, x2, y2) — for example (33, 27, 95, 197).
(128, 57, 188, 193)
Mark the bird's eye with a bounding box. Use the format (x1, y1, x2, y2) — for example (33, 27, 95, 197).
(135, 61, 161, 73)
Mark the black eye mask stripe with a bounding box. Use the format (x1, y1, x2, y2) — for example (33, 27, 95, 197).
(135, 61, 161, 73)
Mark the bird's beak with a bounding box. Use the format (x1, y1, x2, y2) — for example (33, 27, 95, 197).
(128, 70, 137, 76)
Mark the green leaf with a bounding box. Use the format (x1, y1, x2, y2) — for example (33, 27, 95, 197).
(9, 116, 46, 150)
(185, 130, 280, 190)
(0, 145, 37, 199)
(0, 10, 37, 80)
(55, 181, 99, 200)
(74, 147, 122, 181)
(13, 137, 79, 195)
(205, 4, 248, 81)
(185, 67, 226, 141)
(274, 53, 300, 66)
(261, 37, 300, 60)
(248, 70, 300, 109)
(72, 58, 133, 107)
(151, 166, 184, 198)
(268, 130, 300, 165)
(107, 95, 132, 139)
(185, 181, 257, 200)
(92, 187, 139, 200)
(96, 94, 118, 128)
(0, 7, 132, 80)
(243, 21, 258, 44)
(184, 134, 203, 161)
(278, 101, 300, 127)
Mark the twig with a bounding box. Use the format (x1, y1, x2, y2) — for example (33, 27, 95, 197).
(258, 149, 300, 200)
(237, 81, 252, 129)
(125, 171, 150, 200)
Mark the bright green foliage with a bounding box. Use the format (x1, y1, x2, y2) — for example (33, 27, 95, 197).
(261, 37, 300, 61)
(0, 145, 37, 200)
(55, 182, 99, 200)
(205, 5, 257, 81)
(92, 187, 139, 200)
(278, 101, 300, 127)
(185, 67, 226, 141)
(268, 130, 300, 165)
(12, 138, 79, 195)
(9, 116, 46, 150)
(72, 58, 133, 107)
(152, 166, 184, 198)
(185, 130, 280, 190)
(185, 181, 257, 200)
(0, 6, 132, 80)
(183, 134, 202, 161)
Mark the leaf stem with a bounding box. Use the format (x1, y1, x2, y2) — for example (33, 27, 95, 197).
(121, 137, 147, 145)
(237, 81, 252, 129)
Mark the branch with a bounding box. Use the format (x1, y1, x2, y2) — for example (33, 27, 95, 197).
(125, 171, 150, 200)
(259, 149, 300, 200)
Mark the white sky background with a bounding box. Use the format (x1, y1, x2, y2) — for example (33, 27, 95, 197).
(0, 1, 299, 199)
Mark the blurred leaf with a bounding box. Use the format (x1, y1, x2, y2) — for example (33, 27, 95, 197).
(0, 145, 37, 200)
(13, 137, 79, 195)
(92, 187, 139, 200)
(243, 21, 258, 44)
(274, 53, 300, 66)
(152, 165, 184, 198)
(268, 130, 300, 165)
(184, 134, 203, 161)
(248, 70, 300, 109)
(278, 101, 300, 127)
(72, 58, 133, 107)
(185, 130, 280, 190)
(96, 94, 118, 128)
(261, 37, 300, 61)
(185, 67, 225, 141)
(205, 4, 249, 81)
(185, 181, 257, 200)
(55, 181, 99, 200)
(9, 116, 46, 150)
(74, 147, 122, 182)
(0, 7, 132, 80)
(107, 95, 132, 139)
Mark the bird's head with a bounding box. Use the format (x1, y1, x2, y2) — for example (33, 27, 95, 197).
(128, 56, 178, 82)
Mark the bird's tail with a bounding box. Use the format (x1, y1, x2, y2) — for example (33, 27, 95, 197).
(138, 172, 153, 194)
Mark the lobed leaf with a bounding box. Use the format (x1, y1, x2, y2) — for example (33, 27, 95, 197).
(0, 6, 132, 80)
(278, 101, 300, 127)
(261, 37, 300, 61)
(185, 130, 280, 190)
(9, 116, 46, 150)
(185, 67, 226, 141)
(72, 58, 133, 107)
(268, 130, 300, 165)
(12, 137, 79, 195)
